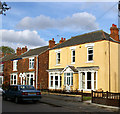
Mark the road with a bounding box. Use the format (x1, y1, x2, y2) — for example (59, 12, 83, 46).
(1, 94, 120, 113)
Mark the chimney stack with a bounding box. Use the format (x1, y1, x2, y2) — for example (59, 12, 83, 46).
(49, 38, 55, 48)
(59, 37, 66, 44)
(110, 24, 119, 41)
(22, 46, 27, 54)
(16, 47, 22, 56)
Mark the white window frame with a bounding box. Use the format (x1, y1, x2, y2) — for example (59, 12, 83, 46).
(64, 72, 73, 86)
(49, 72, 61, 89)
(85, 43, 94, 63)
(29, 57, 34, 69)
(55, 50, 61, 65)
(79, 71, 97, 91)
(10, 73, 17, 85)
(13, 60, 18, 71)
(0, 64, 3, 72)
(26, 72, 35, 86)
(71, 49, 75, 64)
(56, 52, 60, 65)
(87, 47, 93, 62)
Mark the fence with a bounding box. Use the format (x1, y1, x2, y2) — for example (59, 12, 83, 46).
(44, 89, 91, 102)
(92, 90, 120, 107)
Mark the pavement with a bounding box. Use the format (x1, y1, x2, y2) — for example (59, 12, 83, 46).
(41, 91, 120, 111)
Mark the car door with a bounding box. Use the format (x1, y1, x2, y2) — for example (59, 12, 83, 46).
(6, 86, 13, 98)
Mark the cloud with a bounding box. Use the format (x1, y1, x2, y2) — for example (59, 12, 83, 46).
(1, 29, 48, 50)
(16, 12, 99, 31)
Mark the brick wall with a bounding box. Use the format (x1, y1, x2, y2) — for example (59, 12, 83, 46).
(38, 50, 49, 90)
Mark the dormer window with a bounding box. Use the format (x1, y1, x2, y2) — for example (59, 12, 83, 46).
(29, 57, 34, 69)
(13, 60, 18, 71)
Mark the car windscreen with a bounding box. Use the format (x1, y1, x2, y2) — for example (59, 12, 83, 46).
(19, 86, 35, 90)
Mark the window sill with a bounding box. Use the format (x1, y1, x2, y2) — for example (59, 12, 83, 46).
(55, 64, 61, 66)
(29, 68, 34, 70)
(71, 62, 75, 64)
(85, 61, 94, 63)
(13, 70, 17, 71)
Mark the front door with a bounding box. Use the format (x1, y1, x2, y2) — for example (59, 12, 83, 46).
(64, 73, 73, 91)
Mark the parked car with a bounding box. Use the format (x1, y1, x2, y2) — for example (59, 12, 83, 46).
(2, 85, 41, 103)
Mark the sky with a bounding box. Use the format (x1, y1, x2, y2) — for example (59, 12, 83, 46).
(0, 1, 119, 51)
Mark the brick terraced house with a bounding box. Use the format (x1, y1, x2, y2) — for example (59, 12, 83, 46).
(47, 24, 120, 93)
(2, 38, 62, 90)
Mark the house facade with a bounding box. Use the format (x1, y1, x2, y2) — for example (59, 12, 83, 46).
(48, 24, 120, 93)
(2, 38, 59, 90)
(3, 46, 49, 90)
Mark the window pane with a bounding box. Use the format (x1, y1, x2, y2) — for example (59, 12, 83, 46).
(73, 57, 75, 62)
(82, 81, 85, 89)
(87, 72, 91, 80)
(60, 76, 62, 87)
(51, 81, 53, 87)
(67, 73, 70, 76)
(88, 55, 93, 61)
(51, 76, 53, 81)
(73, 50, 75, 56)
(30, 78, 33, 85)
(88, 49, 93, 54)
(55, 76, 58, 80)
(87, 81, 91, 89)
(14, 80, 16, 85)
(71, 76, 73, 85)
(14, 75, 16, 79)
(87, 72, 91, 89)
(64, 74, 66, 85)
(58, 53, 60, 58)
(94, 72, 96, 80)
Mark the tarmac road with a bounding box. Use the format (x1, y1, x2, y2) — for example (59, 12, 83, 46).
(1, 93, 120, 113)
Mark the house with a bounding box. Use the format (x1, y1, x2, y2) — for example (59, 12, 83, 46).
(2, 38, 58, 90)
(47, 24, 120, 93)
(0, 52, 5, 89)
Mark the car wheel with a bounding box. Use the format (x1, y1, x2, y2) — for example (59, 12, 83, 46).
(15, 97, 19, 104)
(3, 95, 7, 101)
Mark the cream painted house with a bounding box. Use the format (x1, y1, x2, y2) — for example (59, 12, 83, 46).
(47, 24, 120, 93)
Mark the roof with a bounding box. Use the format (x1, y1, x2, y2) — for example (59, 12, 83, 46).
(47, 68, 64, 72)
(12, 46, 49, 60)
(68, 66, 78, 72)
(52, 30, 117, 50)
(2, 53, 17, 62)
(76, 66, 99, 71)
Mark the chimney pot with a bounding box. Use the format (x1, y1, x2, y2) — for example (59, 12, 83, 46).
(52, 38, 54, 41)
(64, 38, 66, 41)
(61, 37, 63, 40)
(110, 24, 119, 41)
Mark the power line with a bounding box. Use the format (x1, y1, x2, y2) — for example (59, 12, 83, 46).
(83, 2, 118, 31)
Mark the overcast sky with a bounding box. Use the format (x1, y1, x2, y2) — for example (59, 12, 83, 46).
(1, 1, 118, 50)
